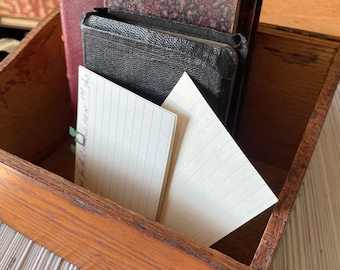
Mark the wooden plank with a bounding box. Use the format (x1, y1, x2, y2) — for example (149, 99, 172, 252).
(0, 149, 250, 270)
(1, 8, 338, 270)
(271, 80, 340, 269)
(251, 47, 340, 270)
(39, 137, 75, 182)
(260, 0, 340, 39)
(0, 9, 72, 163)
(237, 25, 340, 172)
(24, 20, 340, 269)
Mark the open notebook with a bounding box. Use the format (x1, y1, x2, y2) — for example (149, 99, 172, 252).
(73, 66, 277, 246)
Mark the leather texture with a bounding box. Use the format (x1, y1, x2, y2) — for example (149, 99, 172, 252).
(81, 8, 246, 123)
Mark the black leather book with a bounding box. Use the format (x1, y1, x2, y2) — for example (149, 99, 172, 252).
(81, 8, 247, 125)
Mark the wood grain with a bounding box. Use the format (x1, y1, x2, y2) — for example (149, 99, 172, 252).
(271, 81, 340, 269)
(237, 25, 340, 172)
(228, 33, 339, 266)
(0, 9, 72, 163)
(260, 0, 340, 39)
(1, 8, 340, 270)
(251, 47, 340, 270)
(0, 149, 250, 270)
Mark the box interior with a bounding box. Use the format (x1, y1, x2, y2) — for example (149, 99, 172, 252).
(0, 11, 339, 267)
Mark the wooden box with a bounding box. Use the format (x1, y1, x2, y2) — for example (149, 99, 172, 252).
(0, 9, 339, 269)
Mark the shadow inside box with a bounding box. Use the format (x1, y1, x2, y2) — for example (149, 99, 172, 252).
(0, 27, 28, 61)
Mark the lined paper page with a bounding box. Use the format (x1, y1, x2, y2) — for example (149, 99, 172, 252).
(160, 72, 278, 246)
(75, 66, 176, 220)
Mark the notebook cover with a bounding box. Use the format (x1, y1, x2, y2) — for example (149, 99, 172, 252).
(60, 0, 261, 128)
(103, 0, 262, 132)
(81, 10, 241, 124)
(59, 0, 103, 117)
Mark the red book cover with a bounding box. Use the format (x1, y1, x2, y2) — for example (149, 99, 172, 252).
(59, 0, 103, 116)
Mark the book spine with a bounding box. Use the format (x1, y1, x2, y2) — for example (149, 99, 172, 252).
(59, 0, 103, 118)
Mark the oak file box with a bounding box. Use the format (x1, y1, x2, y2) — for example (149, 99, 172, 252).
(0, 9, 340, 270)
